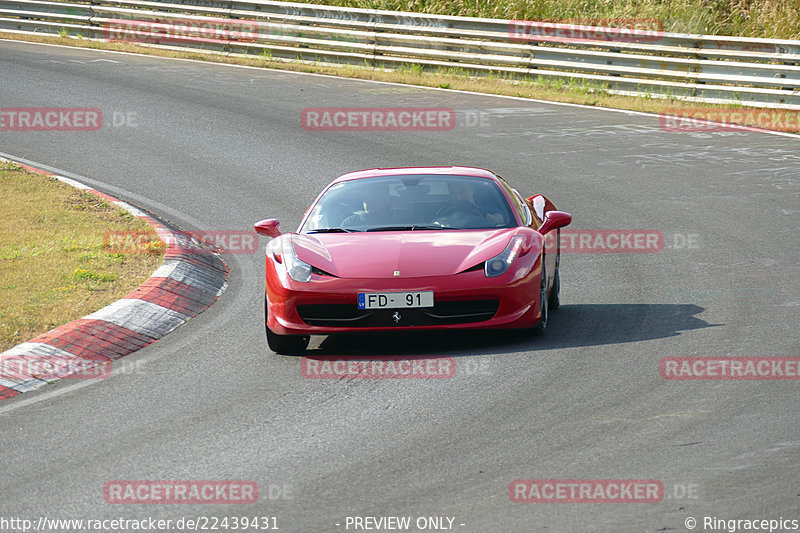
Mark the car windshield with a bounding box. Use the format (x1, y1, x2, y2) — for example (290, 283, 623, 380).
(301, 175, 517, 233)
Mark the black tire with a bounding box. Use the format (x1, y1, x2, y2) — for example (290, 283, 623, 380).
(529, 259, 548, 336)
(548, 269, 560, 310)
(548, 250, 560, 310)
(265, 296, 309, 355)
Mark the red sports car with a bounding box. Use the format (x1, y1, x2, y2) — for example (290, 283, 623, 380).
(254, 166, 571, 354)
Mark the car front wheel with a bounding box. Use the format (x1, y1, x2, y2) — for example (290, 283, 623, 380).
(529, 259, 548, 336)
(548, 250, 560, 310)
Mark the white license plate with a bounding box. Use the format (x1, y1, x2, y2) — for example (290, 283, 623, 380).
(358, 291, 434, 309)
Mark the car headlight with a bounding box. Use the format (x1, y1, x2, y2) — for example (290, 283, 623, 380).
(485, 236, 523, 278)
(270, 238, 312, 282)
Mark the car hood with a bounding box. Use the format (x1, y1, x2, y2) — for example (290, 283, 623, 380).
(292, 229, 524, 279)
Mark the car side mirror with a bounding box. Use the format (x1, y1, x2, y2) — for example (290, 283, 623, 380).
(527, 194, 558, 221)
(538, 211, 572, 235)
(254, 219, 282, 238)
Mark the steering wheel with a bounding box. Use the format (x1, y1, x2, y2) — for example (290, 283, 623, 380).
(436, 201, 483, 219)
(435, 201, 486, 227)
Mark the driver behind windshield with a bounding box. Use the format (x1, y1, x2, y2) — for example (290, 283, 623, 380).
(436, 180, 505, 225)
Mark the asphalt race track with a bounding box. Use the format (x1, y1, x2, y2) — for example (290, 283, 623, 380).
(1, 40, 799, 532)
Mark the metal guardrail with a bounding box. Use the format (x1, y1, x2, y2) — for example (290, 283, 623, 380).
(2, 0, 800, 107)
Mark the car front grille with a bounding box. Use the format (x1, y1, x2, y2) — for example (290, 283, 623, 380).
(297, 300, 499, 328)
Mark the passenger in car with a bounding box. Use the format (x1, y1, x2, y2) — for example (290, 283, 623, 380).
(340, 182, 396, 227)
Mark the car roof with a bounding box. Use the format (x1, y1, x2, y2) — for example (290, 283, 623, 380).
(330, 166, 500, 184)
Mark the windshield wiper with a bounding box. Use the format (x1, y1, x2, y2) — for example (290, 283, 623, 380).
(307, 228, 359, 233)
(366, 225, 454, 232)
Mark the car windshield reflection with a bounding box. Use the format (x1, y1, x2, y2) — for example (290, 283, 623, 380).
(301, 175, 516, 233)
